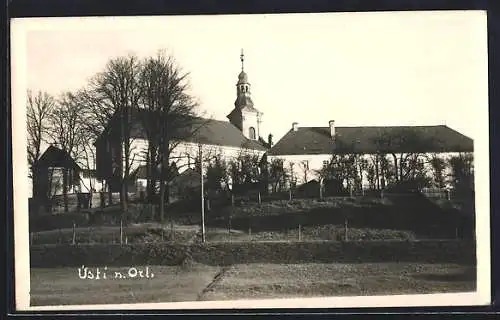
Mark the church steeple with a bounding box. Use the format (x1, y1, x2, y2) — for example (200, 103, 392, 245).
(240, 48, 245, 71)
(227, 49, 262, 141)
(235, 49, 253, 109)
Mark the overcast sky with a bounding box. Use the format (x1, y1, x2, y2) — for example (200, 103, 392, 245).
(14, 11, 488, 143)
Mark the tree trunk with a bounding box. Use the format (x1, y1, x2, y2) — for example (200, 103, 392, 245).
(107, 183, 113, 206)
(399, 154, 404, 181)
(32, 165, 39, 199)
(63, 168, 69, 212)
(88, 176, 93, 209)
(392, 153, 399, 182)
(120, 107, 129, 225)
(375, 156, 380, 190)
(165, 183, 170, 206)
(159, 180, 165, 222)
(147, 147, 157, 201)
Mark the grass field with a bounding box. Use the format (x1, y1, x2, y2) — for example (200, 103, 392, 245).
(32, 223, 418, 245)
(200, 263, 476, 301)
(32, 223, 200, 245)
(30, 262, 475, 306)
(30, 263, 220, 306)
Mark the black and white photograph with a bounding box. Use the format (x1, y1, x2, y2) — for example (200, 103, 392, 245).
(11, 11, 490, 310)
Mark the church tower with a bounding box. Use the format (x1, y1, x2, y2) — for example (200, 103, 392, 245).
(227, 49, 262, 141)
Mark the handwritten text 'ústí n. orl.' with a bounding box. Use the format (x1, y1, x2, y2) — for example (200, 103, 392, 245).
(78, 265, 155, 280)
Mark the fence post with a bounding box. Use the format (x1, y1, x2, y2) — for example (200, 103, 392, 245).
(207, 199, 211, 211)
(72, 222, 76, 245)
(161, 229, 164, 242)
(258, 192, 261, 205)
(230, 194, 234, 242)
(344, 218, 348, 242)
(298, 224, 302, 242)
(125, 236, 128, 245)
(248, 222, 252, 240)
(289, 189, 292, 201)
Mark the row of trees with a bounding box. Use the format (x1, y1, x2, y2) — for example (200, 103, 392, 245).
(197, 128, 474, 198)
(27, 51, 202, 221)
(308, 128, 474, 193)
(317, 151, 474, 193)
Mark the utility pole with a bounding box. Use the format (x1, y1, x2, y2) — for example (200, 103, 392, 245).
(199, 144, 206, 243)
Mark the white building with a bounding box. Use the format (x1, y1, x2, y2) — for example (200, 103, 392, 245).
(268, 120, 474, 190)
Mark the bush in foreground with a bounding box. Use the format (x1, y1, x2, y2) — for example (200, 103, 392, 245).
(30, 240, 475, 268)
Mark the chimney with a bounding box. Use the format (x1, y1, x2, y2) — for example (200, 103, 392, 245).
(329, 120, 335, 138)
(292, 122, 299, 132)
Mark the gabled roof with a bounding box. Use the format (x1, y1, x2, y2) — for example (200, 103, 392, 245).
(99, 108, 268, 151)
(37, 145, 81, 170)
(268, 125, 473, 156)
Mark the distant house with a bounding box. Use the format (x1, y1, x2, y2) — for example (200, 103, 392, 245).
(94, 51, 269, 194)
(33, 145, 82, 200)
(268, 120, 474, 190)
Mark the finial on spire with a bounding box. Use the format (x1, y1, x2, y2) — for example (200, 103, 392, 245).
(240, 49, 245, 71)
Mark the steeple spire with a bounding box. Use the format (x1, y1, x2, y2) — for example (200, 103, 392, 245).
(227, 48, 262, 141)
(240, 48, 245, 71)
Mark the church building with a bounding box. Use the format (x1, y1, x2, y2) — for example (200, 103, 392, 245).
(94, 50, 270, 194)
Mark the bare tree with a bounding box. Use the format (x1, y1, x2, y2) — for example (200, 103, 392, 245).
(448, 152, 474, 192)
(298, 160, 309, 184)
(27, 90, 55, 199)
(317, 154, 358, 192)
(137, 51, 201, 222)
(268, 158, 287, 192)
(372, 128, 437, 188)
(206, 154, 229, 193)
(46, 92, 87, 211)
(91, 54, 143, 223)
(72, 88, 117, 205)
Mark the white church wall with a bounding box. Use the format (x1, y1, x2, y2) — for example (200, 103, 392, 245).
(241, 110, 260, 141)
(127, 137, 266, 190)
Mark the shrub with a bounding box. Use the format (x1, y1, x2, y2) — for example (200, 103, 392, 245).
(30, 240, 475, 268)
(30, 212, 90, 232)
(31, 224, 198, 245)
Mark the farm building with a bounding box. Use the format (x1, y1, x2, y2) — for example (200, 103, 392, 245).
(268, 121, 474, 191)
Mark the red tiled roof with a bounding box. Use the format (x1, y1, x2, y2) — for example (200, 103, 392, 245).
(268, 125, 473, 156)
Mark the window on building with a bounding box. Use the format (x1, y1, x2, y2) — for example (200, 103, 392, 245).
(249, 127, 256, 140)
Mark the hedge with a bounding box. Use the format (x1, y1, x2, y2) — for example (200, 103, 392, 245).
(30, 240, 475, 268)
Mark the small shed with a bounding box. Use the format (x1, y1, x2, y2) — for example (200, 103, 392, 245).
(33, 145, 81, 200)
